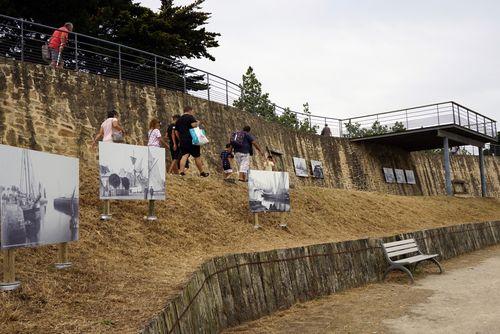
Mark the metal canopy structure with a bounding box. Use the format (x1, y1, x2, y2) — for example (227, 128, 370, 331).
(346, 101, 497, 197)
(350, 125, 493, 151)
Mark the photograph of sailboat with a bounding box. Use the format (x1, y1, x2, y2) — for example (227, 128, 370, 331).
(405, 170, 416, 184)
(248, 170, 290, 213)
(0, 144, 79, 249)
(310, 160, 324, 179)
(99, 143, 166, 200)
(146, 147, 166, 200)
(383, 167, 396, 183)
(293, 157, 309, 177)
(394, 169, 407, 184)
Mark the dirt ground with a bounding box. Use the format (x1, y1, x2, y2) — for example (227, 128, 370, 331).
(1, 165, 499, 333)
(224, 245, 500, 334)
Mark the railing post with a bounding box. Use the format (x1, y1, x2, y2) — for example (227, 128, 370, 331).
(338, 119, 343, 137)
(476, 114, 479, 131)
(182, 66, 187, 93)
(467, 109, 470, 128)
(74, 34, 78, 71)
(154, 56, 157, 88)
(405, 109, 409, 129)
(483, 116, 486, 134)
(20, 20, 24, 62)
(225, 80, 229, 106)
(452, 103, 456, 124)
(437, 104, 440, 125)
(118, 45, 122, 80)
(206, 73, 210, 102)
(457, 106, 461, 126)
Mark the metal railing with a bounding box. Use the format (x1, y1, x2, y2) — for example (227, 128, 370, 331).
(0, 14, 496, 141)
(341, 102, 497, 140)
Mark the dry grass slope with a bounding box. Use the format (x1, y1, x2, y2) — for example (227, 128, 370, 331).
(1, 165, 499, 333)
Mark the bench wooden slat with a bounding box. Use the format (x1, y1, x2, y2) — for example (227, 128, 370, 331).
(394, 254, 438, 264)
(383, 239, 416, 248)
(384, 242, 418, 253)
(387, 247, 419, 258)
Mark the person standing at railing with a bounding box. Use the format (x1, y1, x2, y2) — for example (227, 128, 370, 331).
(48, 22, 73, 69)
(321, 124, 332, 136)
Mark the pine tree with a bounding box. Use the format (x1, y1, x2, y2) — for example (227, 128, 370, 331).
(233, 66, 275, 119)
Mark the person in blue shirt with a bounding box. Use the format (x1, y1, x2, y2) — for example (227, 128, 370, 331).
(230, 125, 264, 182)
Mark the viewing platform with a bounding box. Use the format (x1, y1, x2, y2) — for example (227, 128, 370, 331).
(345, 102, 497, 151)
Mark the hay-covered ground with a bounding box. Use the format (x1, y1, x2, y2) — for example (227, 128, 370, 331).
(1, 165, 499, 333)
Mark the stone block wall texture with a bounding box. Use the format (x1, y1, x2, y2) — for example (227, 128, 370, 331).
(0, 59, 499, 197)
(141, 220, 500, 334)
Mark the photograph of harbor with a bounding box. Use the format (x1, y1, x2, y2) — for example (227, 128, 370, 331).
(99, 143, 166, 200)
(0, 145, 79, 249)
(310, 160, 324, 179)
(248, 170, 290, 213)
(293, 157, 309, 177)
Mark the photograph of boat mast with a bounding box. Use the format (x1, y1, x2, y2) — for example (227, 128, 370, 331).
(248, 170, 290, 213)
(0, 145, 79, 249)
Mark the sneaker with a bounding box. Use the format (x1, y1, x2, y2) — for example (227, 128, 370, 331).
(200, 172, 209, 177)
(180, 172, 186, 176)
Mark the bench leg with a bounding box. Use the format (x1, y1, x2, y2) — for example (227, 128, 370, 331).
(383, 265, 415, 284)
(431, 258, 444, 274)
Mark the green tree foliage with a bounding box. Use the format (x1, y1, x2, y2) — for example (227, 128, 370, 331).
(344, 120, 406, 138)
(0, 0, 219, 61)
(234, 67, 319, 134)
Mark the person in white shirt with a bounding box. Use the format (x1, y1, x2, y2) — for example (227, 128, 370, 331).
(92, 110, 125, 146)
(147, 118, 168, 147)
(264, 155, 275, 171)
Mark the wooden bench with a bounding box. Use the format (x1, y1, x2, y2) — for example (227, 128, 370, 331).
(382, 238, 443, 283)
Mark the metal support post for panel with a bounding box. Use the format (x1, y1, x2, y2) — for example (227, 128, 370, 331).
(1, 249, 21, 291)
(118, 45, 122, 80)
(479, 148, 487, 197)
(154, 56, 157, 88)
(279, 214, 287, 229)
(144, 200, 157, 221)
(443, 137, 453, 196)
(225, 80, 229, 106)
(253, 213, 261, 229)
(20, 20, 24, 62)
(207, 73, 210, 102)
(100, 200, 112, 220)
(75, 34, 78, 71)
(54, 242, 72, 269)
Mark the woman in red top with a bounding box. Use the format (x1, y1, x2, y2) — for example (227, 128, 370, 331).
(48, 22, 73, 68)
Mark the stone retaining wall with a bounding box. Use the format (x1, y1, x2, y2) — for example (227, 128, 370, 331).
(1, 60, 499, 197)
(141, 221, 500, 334)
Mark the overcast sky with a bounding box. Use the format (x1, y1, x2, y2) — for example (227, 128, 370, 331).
(138, 0, 500, 122)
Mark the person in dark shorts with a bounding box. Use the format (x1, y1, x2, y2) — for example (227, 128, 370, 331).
(167, 114, 189, 174)
(174, 106, 209, 177)
(220, 144, 234, 179)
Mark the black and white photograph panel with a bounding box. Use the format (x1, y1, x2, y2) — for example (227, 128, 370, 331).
(0, 145, 79, 249)
(248, 170, 290, 213)
(405, 170, 416, 184)
(383, 167, 396, 183)
(99, 142, 149, 200)
(293, 157, 309, 177)
(147, 147, 166, 200)
(310, 160, 324, 179)
(394, 169, 406, 184)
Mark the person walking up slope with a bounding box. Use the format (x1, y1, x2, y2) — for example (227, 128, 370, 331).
(175, 106, 209, 177)
(231, 125, 264, 182)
